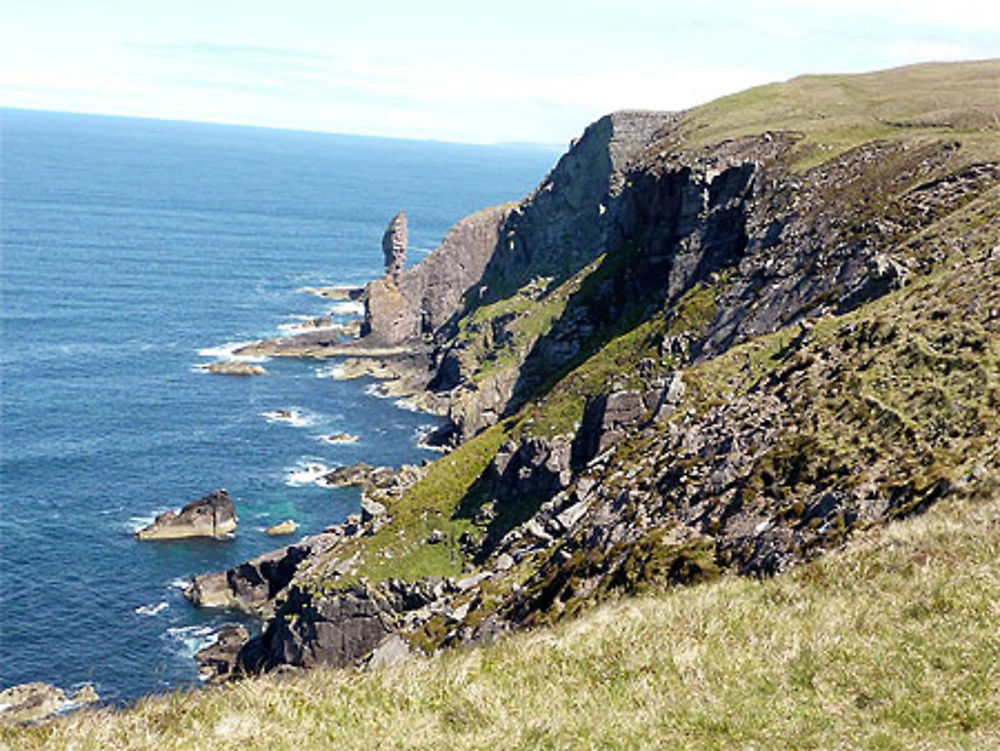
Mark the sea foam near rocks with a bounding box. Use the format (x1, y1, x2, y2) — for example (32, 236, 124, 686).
(163, 625, 216, 660)
(260, 408, 315, 427)
(314, 363, 346, 379)
(329, 301, 364, 316)
(284, 459, 333, 487)
(196, 342, 270, 363)
(134, 601, 169, 616)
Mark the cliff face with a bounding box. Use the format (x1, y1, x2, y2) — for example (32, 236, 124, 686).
(193, 60, 1000, 677)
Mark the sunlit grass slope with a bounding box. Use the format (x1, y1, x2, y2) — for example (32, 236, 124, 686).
(6, 490, 998, 750)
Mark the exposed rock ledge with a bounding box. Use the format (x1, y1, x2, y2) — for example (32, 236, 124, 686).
(136, 490, 238, 541)
(0, 682, 99, 726)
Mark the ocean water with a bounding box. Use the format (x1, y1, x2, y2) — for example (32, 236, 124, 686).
(0, 109, 558, 702)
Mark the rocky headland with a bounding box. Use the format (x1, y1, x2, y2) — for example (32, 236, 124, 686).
(162, 61, 1000, 683)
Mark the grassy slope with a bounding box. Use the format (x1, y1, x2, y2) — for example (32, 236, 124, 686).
(670, 58, 1000, 168)
(7, 491, 999, 750)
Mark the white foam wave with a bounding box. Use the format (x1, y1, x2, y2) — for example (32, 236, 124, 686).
(260, 408, 314, 427)
(168, 577, 190, 590)
(285, 460, 332, 487)
(135, 601, 169, 617)
(364, 383, 391, 399)
(164, 625, 216, 659)
(394, 397, 422, 413)
(329, 301, 364, 316)
(315, 364, 346, 379)
(197, 342, 270, 363)
(317, 432, 360, 445)
(127, 510, 168, 534)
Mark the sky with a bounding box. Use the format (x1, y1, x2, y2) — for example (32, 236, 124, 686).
(1, 0, 997, 145)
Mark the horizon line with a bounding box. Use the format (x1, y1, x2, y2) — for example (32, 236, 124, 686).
(1, 104, 568, 151)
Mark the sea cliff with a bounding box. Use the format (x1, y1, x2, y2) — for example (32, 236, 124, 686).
(174, 59, 1000, 680)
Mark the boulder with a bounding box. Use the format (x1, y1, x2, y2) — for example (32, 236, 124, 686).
(136, 490, 237, 541)
(266, 519, 298, 536)
(573, 390, 646, 465)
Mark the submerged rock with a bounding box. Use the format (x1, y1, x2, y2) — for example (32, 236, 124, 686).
(204, 360, 267, 376)
(136, 490, 238, 541)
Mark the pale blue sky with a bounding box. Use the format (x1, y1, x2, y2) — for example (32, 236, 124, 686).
(1, 0, 997, 144)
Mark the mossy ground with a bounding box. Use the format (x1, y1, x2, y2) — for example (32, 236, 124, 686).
(8, 489, 999, 750)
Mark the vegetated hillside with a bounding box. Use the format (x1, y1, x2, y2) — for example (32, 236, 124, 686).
(205, 59, 998, 673)
(6, 483, 999, 749)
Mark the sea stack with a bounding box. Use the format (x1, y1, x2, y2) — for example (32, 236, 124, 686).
(381, 209, 407, 282)
(136, 490, 238, 540)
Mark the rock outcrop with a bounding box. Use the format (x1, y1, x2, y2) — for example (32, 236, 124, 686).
(382, 210, 408, 281)
(185, 535, 322, 612)
(0, 682, 99, 725)
(195, 626, 250, 684)
(176, 62, 1000, 684)
(136, 490, 237, 541)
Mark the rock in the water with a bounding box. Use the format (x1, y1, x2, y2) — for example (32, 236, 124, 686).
(71, 685, 100, 706)
(195, 625, 250, 683)
(136, 490, 238, 540)
(0, 682, 67, 725)
(319, 432, 360, 444)
(382, 210, 408, 282)
(266, 519, 298, 536)
(203, 360, 267, 376)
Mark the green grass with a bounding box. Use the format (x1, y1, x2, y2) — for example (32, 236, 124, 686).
(9, 489, 999, 750)
(665, 59, 1000, 169)
(304, 420, 515, 588)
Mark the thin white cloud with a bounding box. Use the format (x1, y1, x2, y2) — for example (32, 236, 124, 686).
(759, 0, 1000, 30)
(882, 40, 972, 62)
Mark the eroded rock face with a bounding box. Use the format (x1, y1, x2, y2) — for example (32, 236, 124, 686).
(195, 625, 250, 684)
(241, 585, 396, 671)
(382, 210, 408, 282)
(185, 536, 323, 613)
(136, 490, 237, 541)
(362, 205, 513, 346)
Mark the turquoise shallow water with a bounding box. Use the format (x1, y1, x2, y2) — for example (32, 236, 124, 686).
(0, 108, 558, 702)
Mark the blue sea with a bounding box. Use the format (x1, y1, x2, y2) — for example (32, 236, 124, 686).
(0, 108, 558, 703)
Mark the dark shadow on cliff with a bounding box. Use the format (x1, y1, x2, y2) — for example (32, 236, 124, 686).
(496, 162, 757, 429)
